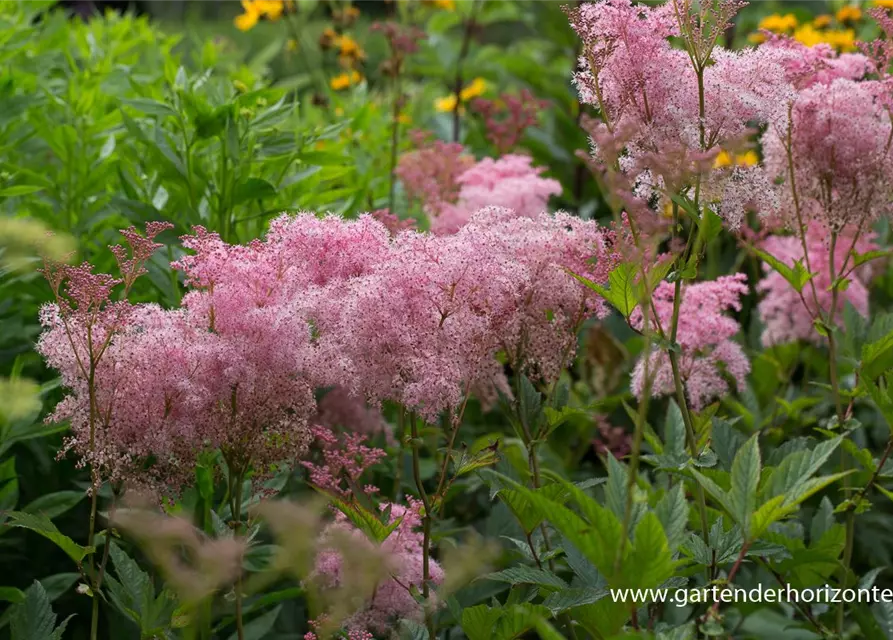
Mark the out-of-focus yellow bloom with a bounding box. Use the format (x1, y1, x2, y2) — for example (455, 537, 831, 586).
(874, 0, 893, 9)
(334, 107, 345, 116)
(459, 77, 487, 101)
(436, 78, 487, 113)
(330, 70, 362, 91)
(793, 24, 856, 51)
(748, 32, 767, 44)
(758, 13, 798, 33)
(435, 94, 459, 112)
(398, 113, 412, 125)
(836, 5, 862, 23)
(714, 150, 759, 168)
(813, 14, 832, 28)
(286, 38, 299, 52)
(259, 1, 285, 19)
(422, 0, 456, 8)
(234, 0, 284, 31)
(336, 34, 366, 66)
(234, 1, 260, 31)
(824, 29, 857, 51)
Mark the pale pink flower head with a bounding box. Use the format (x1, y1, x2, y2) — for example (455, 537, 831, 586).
(630, 274, 750, 412)
(757, 224, 880, 346)
(761, 77, 893, 231)
(395, 132, 474, 213)
(430, 155, 561, 235)
(312, 500, 444, 635)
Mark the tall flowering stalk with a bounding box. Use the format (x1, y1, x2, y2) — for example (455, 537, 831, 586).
(38, 222, 173, 640)
(372, 21, 425, 212)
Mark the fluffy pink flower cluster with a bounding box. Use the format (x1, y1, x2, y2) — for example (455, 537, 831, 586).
(570, 0, 893, 231)
(758, 225, 880, 346)
(309, 207, 618, 419)
(312, 501, 443, 635)
(395, 133, 560, 235)
(631, 274, 750, 412)
(431, 155, 562, 235)
(39, 209, 616, 486)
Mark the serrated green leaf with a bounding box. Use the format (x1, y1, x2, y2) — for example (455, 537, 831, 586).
(729, 435, 761, 537)
(10, 582, 72, 640)
(485, 566, 567, 590)
(5, 512, 92, 564)
(753, 248, 815, 293)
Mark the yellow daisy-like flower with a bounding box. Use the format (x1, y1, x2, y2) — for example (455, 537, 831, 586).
(757, 13, 798, 33)
(812, 14, 832, 29)
(748, 32, 767, 44)
(330, 70, 362, 91)
(435, 78, 487, 113)
(422, 0, 456, 9)
(836, 5, 862, 23)
(234, 0, 284, 31)
(874, 0, 893, 8)
(459, 77, 487, 101)
(234, 1, 260, 31)
(793, 24, 856, 51)
(435, 94, 459, 113)
(259, 0, 285, 20)
(714, 150, 759, 169)
(337, 34, 363, 58)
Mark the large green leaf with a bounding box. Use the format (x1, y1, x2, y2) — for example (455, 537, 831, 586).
(729, 435, 761, 536)
(4, 511, 93, 564)
(10, 582, 72, 640)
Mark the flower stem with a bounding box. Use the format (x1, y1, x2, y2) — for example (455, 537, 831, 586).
(409, 412, 435, 638)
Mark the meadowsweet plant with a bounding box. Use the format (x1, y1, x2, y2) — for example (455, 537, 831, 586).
(10, 1, 893, 639)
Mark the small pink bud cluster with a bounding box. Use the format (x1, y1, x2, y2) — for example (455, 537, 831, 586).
(311, 500, 444, 635)
(631, 274, 751, 412)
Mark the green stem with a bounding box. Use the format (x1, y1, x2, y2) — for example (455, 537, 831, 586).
(229, 465, 246, 640)
(409, 413, 434, 638)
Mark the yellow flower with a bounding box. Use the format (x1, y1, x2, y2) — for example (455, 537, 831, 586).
(459, 77, 487, 101)
(337, 34, 362, 57)
(713, 149, 759, 168)
(757, 13, 798, 33)
(234, 1, 284, 31)
(334, 107, 345, 116)
(813, 14, 832, 28)
(234, 1, 260, 31)
(261, 0, 285, 19)
(824, 29, 857, 51)
(398, 113, 412, 125)
(874, 0, 893, 8)
(286, 38, 299, 52)
(836, 5, 862, 23)
(435, 94, 459, 112)
(330, 70, 362, 91)
(423, 0, 456, 8)
(748, 32, 767, 44)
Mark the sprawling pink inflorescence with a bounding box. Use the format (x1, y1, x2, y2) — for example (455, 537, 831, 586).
(431, 155, 561, 235)
(630, 274, 750, 412)
(395, 132, 474, 213)
(312, 501, 444, 635)
(307, 208, 618, 419)
(762, 35, 874, 88)
(568, 1, 802, 227)
(761, 77, 893, 231)
(313, 387, 390, 440)
(757, 225, 880, 346)
(38, 304, 211, 489)
(301, 425, 387, 497)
